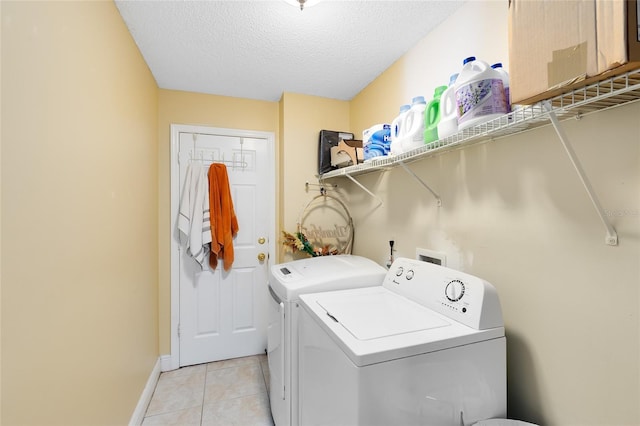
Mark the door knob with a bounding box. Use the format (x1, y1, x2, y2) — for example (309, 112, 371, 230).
(257, 253, 266, 262)
(258, 237, 266, 245)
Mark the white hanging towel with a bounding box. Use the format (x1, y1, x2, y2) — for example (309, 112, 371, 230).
(178, 162, 212, 268)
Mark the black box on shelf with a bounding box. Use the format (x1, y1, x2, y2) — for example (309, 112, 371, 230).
(318, 130, 354, 175)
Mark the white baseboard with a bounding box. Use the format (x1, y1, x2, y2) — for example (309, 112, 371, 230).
(129, 357, 162, 426)
(160, 354, 173, 372)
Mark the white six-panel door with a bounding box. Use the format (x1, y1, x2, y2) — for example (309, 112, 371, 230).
(170, 125, 274, 368)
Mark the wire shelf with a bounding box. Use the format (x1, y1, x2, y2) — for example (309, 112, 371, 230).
(321, 67, 640, 179)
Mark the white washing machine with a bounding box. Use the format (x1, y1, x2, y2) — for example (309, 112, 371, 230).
(267, 255, 386, 426)
(298, 257, 506, 426)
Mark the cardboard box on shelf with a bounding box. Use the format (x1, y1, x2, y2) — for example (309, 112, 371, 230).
(509, 0, 640, 105)
(330, 140, 364, 168)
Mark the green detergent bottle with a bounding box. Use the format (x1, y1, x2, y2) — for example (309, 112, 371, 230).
(424, 85, 448, 144)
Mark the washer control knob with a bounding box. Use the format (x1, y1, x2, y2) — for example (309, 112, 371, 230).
(406, 270, 414, 280)
(395, 266, 404, 276)
(445, 279, 465, 302)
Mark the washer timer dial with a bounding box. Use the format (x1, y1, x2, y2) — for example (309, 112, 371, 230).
(445, 279, 465, 302)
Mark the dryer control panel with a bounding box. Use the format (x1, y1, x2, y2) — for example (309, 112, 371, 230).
(383, 258, 503, 330)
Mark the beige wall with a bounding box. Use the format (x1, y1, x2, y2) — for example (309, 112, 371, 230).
(157, 89, 279, 354)
(348, 2, 640, 425)
(278, 92, 350, 261)
(1, 1, 159, 425)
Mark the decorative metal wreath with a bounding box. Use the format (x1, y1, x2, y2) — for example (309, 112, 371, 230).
(282, 191, 353, 257)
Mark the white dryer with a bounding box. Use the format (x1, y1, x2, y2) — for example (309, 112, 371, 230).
(267, 255, 386, 426)
(298, 257, 506, 426)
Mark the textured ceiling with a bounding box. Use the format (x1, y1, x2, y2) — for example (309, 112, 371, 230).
(115, 0, 465, 102)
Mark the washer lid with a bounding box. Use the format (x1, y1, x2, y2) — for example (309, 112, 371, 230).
(269, 255, 386, 301)
(317, 290, 450, 341)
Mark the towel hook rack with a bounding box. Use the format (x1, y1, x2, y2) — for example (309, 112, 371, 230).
(305, 181, 337, 195)
(189, 133, 249, 170)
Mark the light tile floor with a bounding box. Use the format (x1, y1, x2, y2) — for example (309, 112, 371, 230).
(142, 354, 274, 426)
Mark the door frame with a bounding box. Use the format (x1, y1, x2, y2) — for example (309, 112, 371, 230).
(169, 123, 276, 371)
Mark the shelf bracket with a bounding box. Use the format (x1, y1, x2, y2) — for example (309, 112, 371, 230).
(398, 161, 442, 207)
(344, 174, 383, 205)
(542, 101, 618, 246)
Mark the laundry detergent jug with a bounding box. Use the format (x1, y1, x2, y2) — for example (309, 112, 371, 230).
(390, 104, 410, 155)
(491, 62, 511, 113)
(424, 85, 447, 144)
(401, 96, 427, 152)
(437, 73, 459, 140)
(455, 57, 507, 131)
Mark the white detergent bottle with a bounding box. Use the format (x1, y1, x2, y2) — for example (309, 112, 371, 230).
(437, 73, 459, 140)
(390, 104, 410, 155)
(455, 56, 507, 131)
(491, 62, 511, 112)
(401, 96, 427, 152)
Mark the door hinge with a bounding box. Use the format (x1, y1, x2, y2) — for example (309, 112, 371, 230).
(177, 323, 181, 338)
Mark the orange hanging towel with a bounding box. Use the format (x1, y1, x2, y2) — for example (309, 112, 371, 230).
(208, 163, 239, 271)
